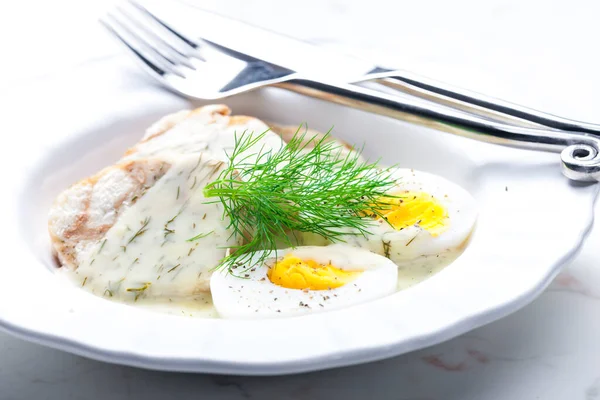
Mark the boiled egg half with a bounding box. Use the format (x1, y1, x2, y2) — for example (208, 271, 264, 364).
(302, 168, 477, 266)
(210, 245, 398, 318)
(349, 168, 477, 265)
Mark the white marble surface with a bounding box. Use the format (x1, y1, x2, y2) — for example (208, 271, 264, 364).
(2, 0, 600, 398)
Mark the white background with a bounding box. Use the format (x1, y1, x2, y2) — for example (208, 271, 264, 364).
(2, 1, 600, 399)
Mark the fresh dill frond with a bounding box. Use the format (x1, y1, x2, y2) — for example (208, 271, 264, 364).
(203, 128, 398, 271)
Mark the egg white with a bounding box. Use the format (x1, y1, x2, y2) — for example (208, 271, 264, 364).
(302, 168, 477, 266)
(210, 245, 398, 318)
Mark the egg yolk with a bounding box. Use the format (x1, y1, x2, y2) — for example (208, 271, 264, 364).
(376, 191, 449, 236)
(267, 255, 361, 290)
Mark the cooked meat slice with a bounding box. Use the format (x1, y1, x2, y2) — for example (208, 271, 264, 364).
(49, 105, 285, 300)
(124, 104, 283, 162)
(48, 159, 170, 269)
(269, 123, 363, 161)
(70, 155, 241, 298)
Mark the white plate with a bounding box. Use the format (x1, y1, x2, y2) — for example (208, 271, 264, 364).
(0, 59, 597, 375)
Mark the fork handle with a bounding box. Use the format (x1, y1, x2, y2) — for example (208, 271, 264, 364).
(275, 78, 600, 182)
(369, 69, 600, 135)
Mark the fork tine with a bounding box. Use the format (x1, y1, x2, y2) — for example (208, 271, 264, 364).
(115, 4, 197, 69)
(103, 12, 187, 78)
(127, 0, 201, 51)
(99, 17, 167, 77)
(127, 0, 253, 65)
(100, 14, 185, 79)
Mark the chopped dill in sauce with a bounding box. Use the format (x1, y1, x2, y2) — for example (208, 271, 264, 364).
(187, 230, 214, 242)
(127, 217, 151, 246)
(167, 264, 181, 273)
(98, 239, 107, 254)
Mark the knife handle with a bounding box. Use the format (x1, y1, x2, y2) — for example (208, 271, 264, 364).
(275, 78, 600, 182)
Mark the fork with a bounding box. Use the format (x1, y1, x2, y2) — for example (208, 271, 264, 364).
(100, 1, 600, 182)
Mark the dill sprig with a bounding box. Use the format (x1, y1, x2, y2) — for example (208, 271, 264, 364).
(203, 128, 398, 270)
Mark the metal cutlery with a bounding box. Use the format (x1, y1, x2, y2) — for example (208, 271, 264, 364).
(157, 2, 600, 136)
(100, 1, 600, 182)
(371, 69, 600, 134)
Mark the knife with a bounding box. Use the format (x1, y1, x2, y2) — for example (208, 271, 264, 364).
(143, 0, 600, 135)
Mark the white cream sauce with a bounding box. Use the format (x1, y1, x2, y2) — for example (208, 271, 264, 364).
(66, 156, 465, 315)
(395, 249, 462, 290)
(125, 109, 284, 164)
(64, 108, 286, 304)
(64, 158, 466, 316)
(133, 295, 217, 318)
(67, 246, 464, 318)
(70, 154, 241, 301)
(59, 106, 469, 317)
